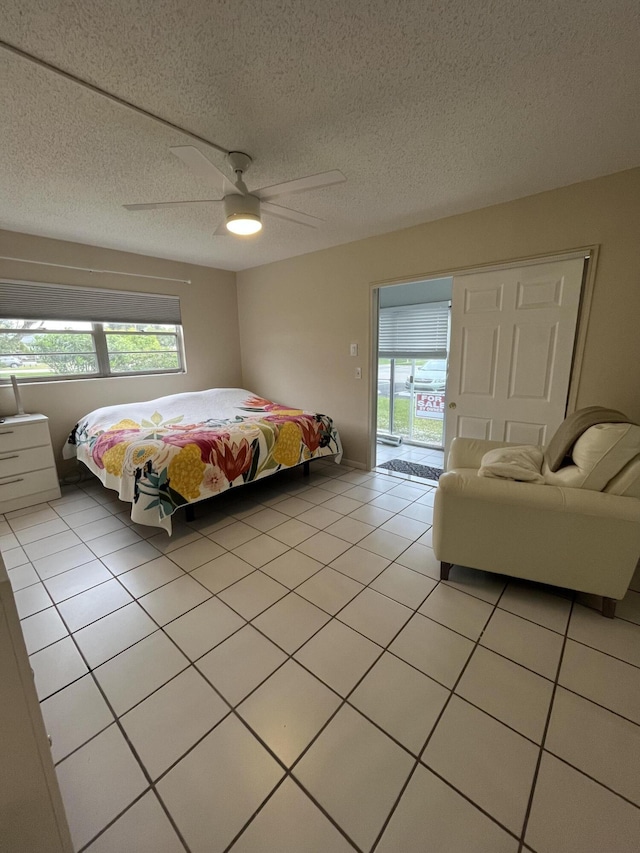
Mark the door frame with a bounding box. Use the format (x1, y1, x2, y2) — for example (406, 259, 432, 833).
(368, 245, 599, 471)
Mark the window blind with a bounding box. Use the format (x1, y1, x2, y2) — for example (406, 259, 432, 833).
(378, 301, 449, 358)
(0, 279, 182, 325)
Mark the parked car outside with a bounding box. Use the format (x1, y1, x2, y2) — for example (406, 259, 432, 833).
(0, 355, 24, 368)
(405, 359, 447, 391)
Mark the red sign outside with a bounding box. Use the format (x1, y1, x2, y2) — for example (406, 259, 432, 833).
(415, 393, 445, 418)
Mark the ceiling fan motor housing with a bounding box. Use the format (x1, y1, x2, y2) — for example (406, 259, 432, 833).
(224, 192, 260, 221)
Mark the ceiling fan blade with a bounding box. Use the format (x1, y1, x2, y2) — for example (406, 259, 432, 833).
(256, 170, 346, 201)
(213, 221, 230, 236)
(261, 201, 323, 228)
(124, 199, 221, 210)
(170, 146, 238, 195)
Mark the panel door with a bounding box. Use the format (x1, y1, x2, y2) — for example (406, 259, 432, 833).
(444, 257, 585, 459)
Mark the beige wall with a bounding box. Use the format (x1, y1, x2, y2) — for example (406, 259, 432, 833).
(237, 167, 640, 467)
(3, 167, 639, 474)
(0, 230, 241, 469)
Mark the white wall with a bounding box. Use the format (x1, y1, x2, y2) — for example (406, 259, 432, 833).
(237, 167, 640, 467)
(0, 230, 241, 469)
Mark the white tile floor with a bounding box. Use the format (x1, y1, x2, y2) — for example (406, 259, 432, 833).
(3, 456, 640, 853)
(375, 440, 445, 471)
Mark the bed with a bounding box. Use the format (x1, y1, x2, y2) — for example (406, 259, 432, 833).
(63, 388, 343, 531)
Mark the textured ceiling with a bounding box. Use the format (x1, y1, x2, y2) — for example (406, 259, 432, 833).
(1, 0, 640, 271)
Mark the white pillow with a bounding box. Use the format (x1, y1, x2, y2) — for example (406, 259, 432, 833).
(479, 445, 544, 483)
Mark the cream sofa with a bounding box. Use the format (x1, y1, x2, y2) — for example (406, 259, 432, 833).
(433, 421, 640, 617)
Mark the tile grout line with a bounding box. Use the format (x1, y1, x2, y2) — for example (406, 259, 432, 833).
(516, 598, 575, 852)
(5, 464, 431, 580)
(559, 631, 640, 669)
(75, 789, 180, 853)
(139, 597, 370, 851)
(48, 594, 193, 853)
(369, 581, 523, 850)
(8, 596, 633, 769)
(32, 534, 301, 703)
(224, 573, 510, 849)
(214, 581, 427, 850)
(51, 476, 346, 839)
(23, 525, 237, 651)
(222, 777, 363, 853)
(43, 485, 372, 850)
(49, 475, 366, 852)
(539, 750, 640, 811)
(43, 554, 640, 783)
(547, 684, 640, 731)
(18, 523, 640, 719)
(162, 522, 447, 850)
(23, 493, 635, 697)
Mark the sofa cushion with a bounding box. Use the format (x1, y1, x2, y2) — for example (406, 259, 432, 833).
(544, 423, 640, 490)
(604, 455, 640, 497)
(544, 406, 630, 472)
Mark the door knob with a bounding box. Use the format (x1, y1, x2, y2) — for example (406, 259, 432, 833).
(448, 402, 457, 409)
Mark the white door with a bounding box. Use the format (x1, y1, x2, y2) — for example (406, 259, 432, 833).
(444, 257, 585, 459)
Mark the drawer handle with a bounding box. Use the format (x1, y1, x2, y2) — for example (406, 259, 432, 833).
(0, 430, 15, 435)
(0, 454, 20, 461)
(0, 477, 24, 486)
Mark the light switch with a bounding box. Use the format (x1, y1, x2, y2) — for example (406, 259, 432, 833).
(350, 343, 358, 357)
(355, 367, 362, 379)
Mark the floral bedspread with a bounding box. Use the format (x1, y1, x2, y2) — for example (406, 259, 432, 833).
(63, 388, 343, 531)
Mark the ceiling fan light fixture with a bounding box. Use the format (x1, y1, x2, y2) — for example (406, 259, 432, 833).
(224, 192, 262, 235)
(226, 213, 262, 235)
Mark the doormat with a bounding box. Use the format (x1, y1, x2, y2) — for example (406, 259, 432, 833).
(378, 459, 443, 480)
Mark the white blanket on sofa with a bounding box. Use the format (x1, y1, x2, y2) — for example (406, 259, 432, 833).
(478, 445, 545, 484)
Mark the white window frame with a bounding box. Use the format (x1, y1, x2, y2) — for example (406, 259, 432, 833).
(0, 321, 185, 382)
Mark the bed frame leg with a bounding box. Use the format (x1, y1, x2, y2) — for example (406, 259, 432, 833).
(185, 505, 196, 523)
(303, 461, 310, 477)
(602, 597, 617, 618)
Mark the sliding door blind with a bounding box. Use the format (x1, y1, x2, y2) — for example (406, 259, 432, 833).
(379, 301, 449, 358)
(0, 279, 181, 325)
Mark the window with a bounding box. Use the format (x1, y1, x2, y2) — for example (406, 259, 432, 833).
(0, 320, 183, 380)
(0, 280, 184, 381)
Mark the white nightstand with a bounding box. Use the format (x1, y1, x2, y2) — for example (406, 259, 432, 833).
(0, 414, 61, 514)
(0, 554, 73, 851)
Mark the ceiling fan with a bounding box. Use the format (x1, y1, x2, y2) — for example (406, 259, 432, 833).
(124, 146, 346, 236)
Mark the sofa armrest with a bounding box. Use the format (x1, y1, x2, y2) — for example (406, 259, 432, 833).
(448, 437, 524, 471)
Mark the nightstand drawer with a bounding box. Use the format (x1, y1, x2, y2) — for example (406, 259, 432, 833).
(0, 446, 56, 477)
(0, 421, 52, 452)
(0, 467, 59, 500)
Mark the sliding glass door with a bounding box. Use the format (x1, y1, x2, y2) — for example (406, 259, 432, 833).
(377, 300, 449, 449)
(377, 357, 445, 447)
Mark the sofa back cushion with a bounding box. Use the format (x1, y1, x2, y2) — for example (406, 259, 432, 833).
(543, 423, 640, 490)
(604, 455, 640, 498)
(544, 406, 630, 472)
